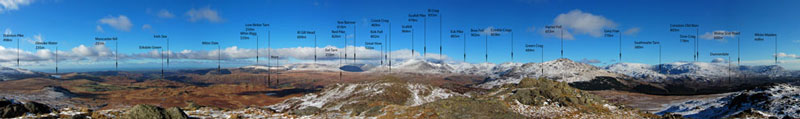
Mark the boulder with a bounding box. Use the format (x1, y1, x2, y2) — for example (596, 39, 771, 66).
(0, 99, 53, 118)
(165, 107, 189, 119)
(0, 98, 11, 107)
(0, 103, 27, 118)
(23, 101, 53, 114)
(124, 104, 188, 119)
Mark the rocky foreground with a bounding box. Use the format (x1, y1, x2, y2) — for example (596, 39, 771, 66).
(5, 77, 676, 119)
(8, 77, 800, 119)
(266, 77, 649, 118)
(658, 82, 800, 119)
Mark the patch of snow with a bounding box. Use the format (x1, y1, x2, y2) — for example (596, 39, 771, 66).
(604, 63, 667, 81)
(406, 83, 458, 106)
(268, 82, 461, 113)
(658, 83, 800, 119)
(371, 59, 453, 74)
(0, 66, 40, 81)
(240, 65, 288, 70)
(605, 62, 797, 82)
(286, 63, 341, 71)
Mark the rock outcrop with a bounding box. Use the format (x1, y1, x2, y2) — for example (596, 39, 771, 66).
(124, 104, 188, 119)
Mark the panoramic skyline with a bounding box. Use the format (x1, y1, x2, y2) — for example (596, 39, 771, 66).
(1, 0, 800, 72)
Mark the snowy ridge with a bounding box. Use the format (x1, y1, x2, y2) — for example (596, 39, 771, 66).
(378, 58, 619, 83)
(370, 58, 623, 88)
(475, 59, 625, 88)
(238, 58, 800, 89)
(604, 63, 667, 81)
(0, 66, 42, 81)
(406, 83, 458, 106)
(240, 65, 288, 70)
(605, 62, 797, 82)
(509, 58, 622, 83)
(284, 63, 340, 71)
(267, 82, 461, 113)
(449, 62, 523, 77)
(369, 59, 454, 74)
(658, 62, 739, 79)
(657, 83, 800, 119)
(266, 83, 384, 112)
(0, 67, 35, 74)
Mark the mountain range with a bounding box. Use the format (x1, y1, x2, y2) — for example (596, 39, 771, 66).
(4, 58, 799, 93)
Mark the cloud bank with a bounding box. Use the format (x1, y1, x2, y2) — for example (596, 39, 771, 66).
(0, 44, 450, 67)
(541, 9, 617, 40)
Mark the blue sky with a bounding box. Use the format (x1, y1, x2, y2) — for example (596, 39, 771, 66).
(1, 0, 799, 72)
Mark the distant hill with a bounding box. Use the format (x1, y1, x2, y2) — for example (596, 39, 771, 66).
(0, 66, 46, 81)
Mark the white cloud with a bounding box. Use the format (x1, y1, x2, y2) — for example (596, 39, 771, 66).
(775, 52, 800, 59)
(552, 9, 617, 37)
(4, 28, 11, 34)
(186, 7, 222, 23)
(0, 44, 120, 67)
(98, 15, 133, 31)
(142, 24, 152, 30)
(71, 45, 114, 58)
(0, 43, 453, 67)
(157, 9, 174, 18)
(0, 0, 33, 13)
(623, 27, 640, 35)
(95, 25, 104, 33)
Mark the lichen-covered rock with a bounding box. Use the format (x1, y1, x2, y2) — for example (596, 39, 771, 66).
(124, 104, 188, 119)
(165, 107, 189, 119)
(0, 99, 53, 118)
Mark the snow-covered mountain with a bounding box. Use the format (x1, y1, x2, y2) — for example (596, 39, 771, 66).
(604, 62, 797, 82)
(657, 83, 800, 119)
(374, 58, 621, 83)
(285, 63, 340, 71)
(369, 58, 619, 82)
(363, 58, 623, 89)
(240, 65, 288, 70)
(475, 59, 625, 88)
(368, 59, 454, 74)
(506, 58, 624, 82)
(0, 66, 43, 81)
(450, 62, 522, 76)
(603, 63, 667, 81)
(237, 58, 800, 91)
